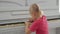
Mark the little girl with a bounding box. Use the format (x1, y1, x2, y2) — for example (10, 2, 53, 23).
(25, 4, 49, 34)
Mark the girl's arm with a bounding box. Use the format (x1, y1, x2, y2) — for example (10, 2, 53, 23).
(25, 22, 32, 34)
(25, 20, 39, 34)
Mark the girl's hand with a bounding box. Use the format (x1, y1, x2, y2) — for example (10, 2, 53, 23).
(27, 18, 34, 23)
(25, 21, 31, 27)
(28, 18, 33, 22)
(25, 18, 33, 27)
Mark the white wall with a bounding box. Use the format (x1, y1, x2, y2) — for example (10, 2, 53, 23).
(0, 0, 59, 24)
(0, 0, 59, 20)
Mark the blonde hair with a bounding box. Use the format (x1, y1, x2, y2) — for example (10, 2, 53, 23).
(29, 3, 43, 16)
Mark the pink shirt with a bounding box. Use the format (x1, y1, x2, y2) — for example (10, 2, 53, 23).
(29, 15, 49, 34)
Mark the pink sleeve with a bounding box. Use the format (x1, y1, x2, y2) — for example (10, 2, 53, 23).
(29, 20, 39, 32)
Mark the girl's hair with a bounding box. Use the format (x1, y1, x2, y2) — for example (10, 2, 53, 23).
(29, 3, 43, 15)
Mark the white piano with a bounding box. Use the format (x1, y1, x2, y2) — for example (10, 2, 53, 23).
(0, 0, 59, 24)
(0, 0, 60, 34)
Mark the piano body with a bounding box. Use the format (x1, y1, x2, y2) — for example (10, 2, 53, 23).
(0, 0, 60, 34)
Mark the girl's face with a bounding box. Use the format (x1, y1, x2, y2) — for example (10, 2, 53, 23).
(30, 10, 37, 20)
